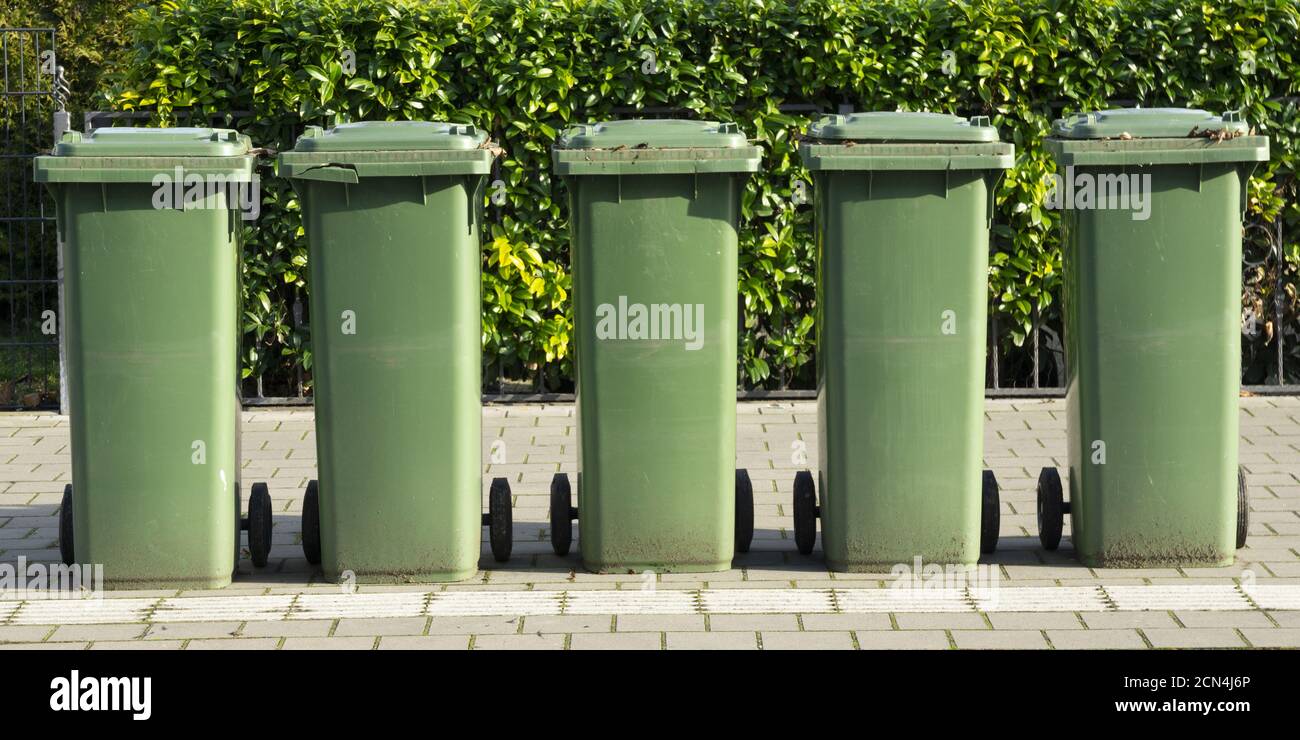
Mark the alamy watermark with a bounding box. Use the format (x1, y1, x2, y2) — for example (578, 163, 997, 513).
(0, 556, 104, 598)
(151, 166, 261, 221)
(50, 670, 151, 720)
(889, 556, 1001, 603)
(595, 296, 704, 351)
(1045, 166, 1152, 221)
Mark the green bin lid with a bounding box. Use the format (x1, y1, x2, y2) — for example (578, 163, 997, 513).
(50, 127, 252, 157)
(552, 119, 760, 175)
(799, 112, 1012, 171)
(291, 120, 487, 152)
(1051, 108, 1249, 139)
(35, 127, 255, 184)
(280, 121, 495, 181)
(1045, 108, 1269, 166)
(555, 119, 750, 150)
(806, 112, 1000, 143)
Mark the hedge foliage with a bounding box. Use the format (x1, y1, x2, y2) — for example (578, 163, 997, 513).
(0, 0, 136, 116)
(103, 0, 1300, 392)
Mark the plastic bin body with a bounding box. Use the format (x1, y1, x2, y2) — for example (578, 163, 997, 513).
(553, 120, 759, 572)
(33, 127, 254, 589)
(1046, 109, 1269, 566)
(281, 122, 492, 582)
(801, 113, 1012, 568)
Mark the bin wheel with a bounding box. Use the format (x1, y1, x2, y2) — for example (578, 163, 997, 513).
(488, 477, 513, 563)
(550, 473, 574, 556)
(981, 470, 1000, 555)
(59, 484, 74, 566)
(248, 482, 273, 568)
(302, 480, 322, 565)
(1236, 466, 1249, 550)
(735, 469, 754, 554)
(792, 470, 817, 556)
(1037, 467, 1064, 551)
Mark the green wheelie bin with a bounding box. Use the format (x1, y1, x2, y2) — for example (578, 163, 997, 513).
(1038, 108, 1269, 566)
(792, 112, 1013, 569)
(280, 121, 510, 583)
(33, 127, 273, 589)
(549, 119, 761, 573)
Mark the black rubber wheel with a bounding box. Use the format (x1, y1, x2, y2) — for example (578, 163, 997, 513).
(59, 484, 74, 566)
(248, 481, 272, 568)
(550, 473, 573, 556)
(1037, 467, 1064, 551)
(489, 477, 513, 562)
(1237, 466, 1249, 550)
(302, 479, 321, 565)
(981, 469, 1000, 555)
(234, 484, 242, 567)
(792, 470, 817, 556)
(734, 469, 754, 554)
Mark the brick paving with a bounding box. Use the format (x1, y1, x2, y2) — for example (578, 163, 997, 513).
(1, 397, 1298, 650)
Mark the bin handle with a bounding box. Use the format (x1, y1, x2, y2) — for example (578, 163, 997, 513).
(982, 169, 1007, 228)
(1237, 161, 1259, 216)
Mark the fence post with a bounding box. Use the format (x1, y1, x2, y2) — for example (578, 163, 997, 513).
(54, 65, 70, 414)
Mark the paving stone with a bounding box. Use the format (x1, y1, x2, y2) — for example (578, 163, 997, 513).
(1143, 628, 1248, 649)
(332, 617, 428, 637)
(1172, 611, 1275, 629)
(1240, 628, 1300, 648)
(853, 630, 950, 650)
(51, 624, 147, 642)
(521, 614, 613, 634)
(0, 625, 54, 643)
(0, 641, 87, 650)
(282, 637, 376, 650)
(986, 612, 1085, 630)
(1081, 612, 1180, 630)
(760, 631, 854, 650)
(799, 613, 893, 631)
(1265, 611, 1300, 628)
(239, 620, 334, 638)
(144, 622, 242, 640)
(953, 630, 1050, 649)
(370, 635, 470, 649)
(894, 612, 989, 630)
(469, 634, 561, 650)
(1047, 629, 1148, 650)
(665, 631, 759, 650)
(90, 640, 184, 650)
(183, 638, 280, 650)
(569, 632, 662, 650)
(707, 614, 800, 631)
(615, 614, 706, 632)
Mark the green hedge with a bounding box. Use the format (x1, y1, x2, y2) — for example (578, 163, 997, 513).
(104, 0, 1300, 393)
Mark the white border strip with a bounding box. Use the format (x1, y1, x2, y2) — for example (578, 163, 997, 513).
(1105, 585, 1253, 611)
(2, 585, 1297, 624)
(428, 591, 562, 616)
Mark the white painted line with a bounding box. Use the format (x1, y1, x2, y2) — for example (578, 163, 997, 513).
(565, 590, 698, 615)
(1105, 585, 1253, 611)
(152, 595, 296, 623)
(427, 591, 562, 616)
(290, 592, 427, 620)
(701, 588, 836, 614)
(838, 588, 971, 613)
(10, 598, 156, 625)
(973, 586, 1109, 612)
(0, 584, 1292, 625)
(1243, 585, 1300, 610)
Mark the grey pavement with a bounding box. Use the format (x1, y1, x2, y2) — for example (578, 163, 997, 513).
(1, 397, 1298, 650)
